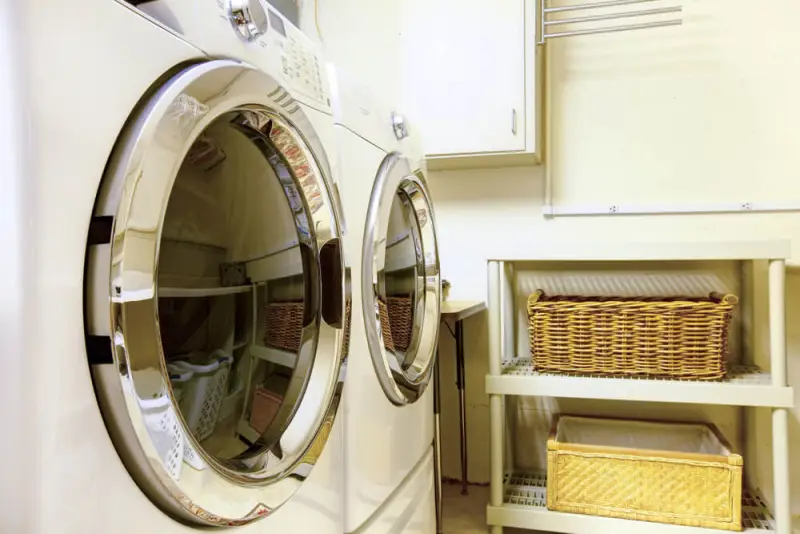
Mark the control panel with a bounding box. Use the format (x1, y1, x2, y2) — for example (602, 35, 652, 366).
(279, 29, 325, 104)
(136, 0, 331, 109)
(226, 0, 329, 107)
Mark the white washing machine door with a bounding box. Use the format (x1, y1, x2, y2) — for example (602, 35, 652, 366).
(84, 59, 347, 527)
(361, 153, 441, 405)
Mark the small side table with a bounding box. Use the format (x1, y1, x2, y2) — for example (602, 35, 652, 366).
(433, 300, 487, 533)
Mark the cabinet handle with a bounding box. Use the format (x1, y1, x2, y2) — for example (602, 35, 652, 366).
(511, 108, 518, 135)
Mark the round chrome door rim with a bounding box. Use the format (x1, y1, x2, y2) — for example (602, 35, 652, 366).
(99, 60, 346, 526)
(361, 153, 441, 405)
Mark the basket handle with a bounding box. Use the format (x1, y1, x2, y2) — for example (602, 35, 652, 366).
(709, 292, 739, 305)
(547, 415, 560, 451)
(528, 289, 546, 305)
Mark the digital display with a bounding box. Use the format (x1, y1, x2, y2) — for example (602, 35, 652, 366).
(267, 0, 299, 26)
(268, 9, 286, 37)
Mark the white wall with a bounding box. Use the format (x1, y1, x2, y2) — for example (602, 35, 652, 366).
(312, 0, 800, 513)
(426, 1, 800, 506)
(301, 0, 404, 106)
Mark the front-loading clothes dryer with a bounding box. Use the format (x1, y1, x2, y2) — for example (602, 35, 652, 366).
(329, 65, 441, 534)
(7, 1, 347, 532)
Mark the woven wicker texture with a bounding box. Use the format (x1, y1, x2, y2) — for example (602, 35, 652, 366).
(378, 300, 395, 351)
(386, 296, 413, 351)
(547, 417, 743, 531)
(342, 302, 351, 357)
(264, 302, 304, 351)
(303, 418, 333, 465)
(527, 291, 738, 380)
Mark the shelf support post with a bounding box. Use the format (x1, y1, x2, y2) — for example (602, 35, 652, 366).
(768, 258, 790, 534)
(488, 260, 504, 534)
(769, 259, 787, 387)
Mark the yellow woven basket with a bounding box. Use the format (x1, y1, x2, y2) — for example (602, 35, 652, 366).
(527, 291, 738, 380)
(547, 416, 743, 531)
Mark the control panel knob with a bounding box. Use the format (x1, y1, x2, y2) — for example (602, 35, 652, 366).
(391, 112, 408, 140)
(227, 0, 268, 42)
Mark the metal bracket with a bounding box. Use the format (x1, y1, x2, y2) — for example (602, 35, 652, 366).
(220, 262, 249, 286)
(538, 0, 682, 44)
(391, 112, 409, 140)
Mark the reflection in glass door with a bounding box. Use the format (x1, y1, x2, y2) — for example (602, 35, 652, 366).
(85, 61, 347, 526)
(363, 154, 441, 405)
(157, 113, 328, 467)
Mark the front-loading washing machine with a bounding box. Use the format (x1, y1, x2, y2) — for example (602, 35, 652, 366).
(328, 66, 442, 534)
(5, 1, 348, 532)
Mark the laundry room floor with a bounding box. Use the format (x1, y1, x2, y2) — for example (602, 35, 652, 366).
(442, 483, 545, 534)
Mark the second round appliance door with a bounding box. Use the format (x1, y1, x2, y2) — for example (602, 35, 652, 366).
(361, 153, 441, 405)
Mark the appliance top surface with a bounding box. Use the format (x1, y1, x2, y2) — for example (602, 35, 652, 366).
(328, 65, 404, 154)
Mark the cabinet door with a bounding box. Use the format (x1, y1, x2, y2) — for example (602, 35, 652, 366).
(402, 0, 527, 156)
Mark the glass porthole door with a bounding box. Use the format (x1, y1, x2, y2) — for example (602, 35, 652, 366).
(361, 153, 441, 405)
(84, 60, 347, 526)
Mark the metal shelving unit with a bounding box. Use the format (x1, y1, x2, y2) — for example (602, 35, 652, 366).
(488, 472, 776, 533)
(485, 240, 793, 534)
(487, 360, 793, 408)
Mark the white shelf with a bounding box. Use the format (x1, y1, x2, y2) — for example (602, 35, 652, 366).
(485, 257, 794, 534)
(159, 285, 254, 298)
(486, 472, 776, 534)
(236, 420, 261, 443)
(294, 463, 313, 478)
(250, 345, 297, 368)
(488, 240, 790, 262)
(246, 244, 303, 281)
(486, 359, 794, 408)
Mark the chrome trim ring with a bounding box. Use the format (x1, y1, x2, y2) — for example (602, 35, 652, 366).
(86, 60, 347, 526)
(361, 153, 441, 405)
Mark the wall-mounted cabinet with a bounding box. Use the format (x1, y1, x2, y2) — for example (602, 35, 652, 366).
(401, 0, 541, 170)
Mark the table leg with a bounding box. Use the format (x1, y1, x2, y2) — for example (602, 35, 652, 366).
(433, 346, 443, 533)
(455, 319, 468, 496)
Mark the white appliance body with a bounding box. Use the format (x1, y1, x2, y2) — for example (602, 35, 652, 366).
(329, 67, 441, 534)
(6, 1, 346, 532)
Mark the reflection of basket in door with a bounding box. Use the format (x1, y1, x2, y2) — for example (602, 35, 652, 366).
(139, 393, 184, 482)
(171, 351, 233, 442)
(385, 296, 413, 351)
(250, 387, 284, 434)
(264, 302, 304, 351)
(303, 418, 333, 465)
(341, 302, 351, 356)
(377, 300, 394, 351)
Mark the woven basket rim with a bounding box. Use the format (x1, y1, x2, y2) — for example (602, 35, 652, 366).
(548, 415, 742, 465)
(528, 290, 739, 306)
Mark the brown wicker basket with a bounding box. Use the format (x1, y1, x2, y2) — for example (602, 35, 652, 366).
(385, 296, 413, 351)
(265, 301, 355, 355)
(378, 300, 395, 351)
(264, 301, 304, 351)
(547, 416, 743, 530)
(341, 302, 352, 356)
(527, 291, 738, 380)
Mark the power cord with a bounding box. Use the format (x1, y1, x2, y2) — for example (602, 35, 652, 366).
(314, 0, 323, 44)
